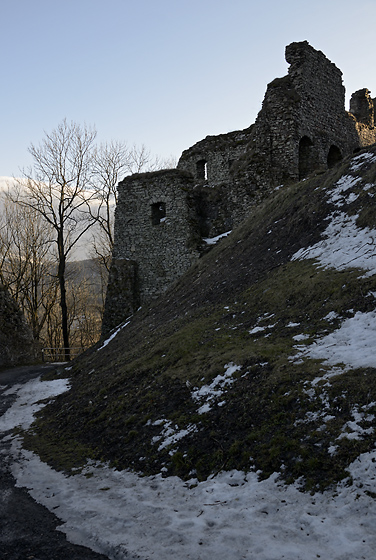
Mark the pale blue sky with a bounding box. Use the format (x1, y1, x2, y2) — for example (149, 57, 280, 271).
(1, 0, 376, 177)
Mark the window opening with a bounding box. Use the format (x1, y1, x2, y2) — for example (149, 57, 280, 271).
(151, 202, 166, 225)
(196, 159, 208, 181)
(327, 145, 342, 168)
(298, 136, 315, 180)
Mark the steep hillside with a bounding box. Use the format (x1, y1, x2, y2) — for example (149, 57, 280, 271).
(25, 147, 376, 492)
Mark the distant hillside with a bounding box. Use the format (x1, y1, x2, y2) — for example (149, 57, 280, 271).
(25, 146, 376, 492)
(66, 259, 104, 295)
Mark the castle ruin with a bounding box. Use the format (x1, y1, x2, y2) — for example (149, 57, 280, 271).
(102, 41, 376, 333)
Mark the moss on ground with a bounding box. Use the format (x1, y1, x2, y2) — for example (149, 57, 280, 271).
(20, 149, 376, 492)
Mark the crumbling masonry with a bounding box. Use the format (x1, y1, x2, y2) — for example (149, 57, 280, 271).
(102, 41, 376, 333)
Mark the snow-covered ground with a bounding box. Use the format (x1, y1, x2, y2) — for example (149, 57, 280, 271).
(0, 371, 375, 560)
(1, 161, 376, 559)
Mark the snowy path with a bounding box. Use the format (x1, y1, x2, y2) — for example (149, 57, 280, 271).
(0, 366, 110, 560)
(1, 373, 376, 560)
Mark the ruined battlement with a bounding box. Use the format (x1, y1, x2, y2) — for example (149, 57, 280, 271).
(350, 88, 375, 127)
(250, 41, 372, 187)
(285, 41, 345, 111)
(177, 126, 253, 186)
(102, 41, 376, 333)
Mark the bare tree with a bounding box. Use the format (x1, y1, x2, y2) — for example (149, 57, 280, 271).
(3, 123, 176, 357)
(12, 119, 98, 360)
(68, 272, 102, 350)
(127, 143, 156, 174)
(0, 197, 59, 341)
(90, 140, 130, 266)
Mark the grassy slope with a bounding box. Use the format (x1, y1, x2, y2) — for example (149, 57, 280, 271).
(25, 148, 376, 492)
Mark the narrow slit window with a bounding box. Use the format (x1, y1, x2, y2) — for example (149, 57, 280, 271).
(196, 159, 208, 181)
(151, 202, 166, 225)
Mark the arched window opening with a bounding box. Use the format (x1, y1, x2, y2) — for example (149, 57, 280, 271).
(327, 145, 342, 168)
(299, 136, 314, 180)
(196, 159, 208, 181)
(151, 202, 166, 225)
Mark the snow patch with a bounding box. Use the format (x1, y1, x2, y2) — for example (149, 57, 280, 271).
(0, 376, 70, 432)
(338, 407, 375, 441)
(328, 175, 361, 206)
(192, 362, 241, 414)
(293, 334, 309, 341)
(203, 230, 232, 245)
(150, 419, 197, 452)
(324, 311, 339, 322)
(292, 212, 376, 275)
(249, 325, 266, 334)
(98, 319, 131, 350)
(7, 440, 376, 560)
(292, 311, 376, 370)
(349, 151, 376, 172)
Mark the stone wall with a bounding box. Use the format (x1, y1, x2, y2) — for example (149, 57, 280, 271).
(242, 41, 375, 188)
(103, 41, 376, 332)
(177, 127, 253, 186)
(350, 89, 374, 127)
(101, 258, 139, 335)
(102, 169, 200, 331)
(0, 284, 35, 368)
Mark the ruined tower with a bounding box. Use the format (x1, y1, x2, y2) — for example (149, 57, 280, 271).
(102, 41, 376, 333)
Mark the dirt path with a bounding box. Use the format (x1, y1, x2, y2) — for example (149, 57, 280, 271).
(0, 364, 110, 560)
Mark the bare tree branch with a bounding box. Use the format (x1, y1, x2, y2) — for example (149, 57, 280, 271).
(9, 119, 97, 359)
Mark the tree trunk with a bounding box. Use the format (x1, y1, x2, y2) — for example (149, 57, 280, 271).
(57, 234, 70, 361)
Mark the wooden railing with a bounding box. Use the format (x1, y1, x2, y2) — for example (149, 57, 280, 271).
(41, 347, 85, 363)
